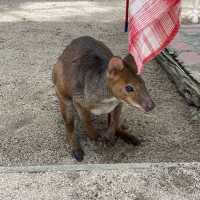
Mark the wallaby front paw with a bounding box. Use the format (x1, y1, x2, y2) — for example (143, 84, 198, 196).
(87, 128, 99, 141)
(116, 129, 141, 146)
(72, 148, 84, 162)
(100, 129, 117, 146)
(120, 124, 129, 130)
(88, 132, 98, 141)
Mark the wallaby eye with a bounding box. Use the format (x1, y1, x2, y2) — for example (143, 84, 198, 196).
(125, 85, 134, 93)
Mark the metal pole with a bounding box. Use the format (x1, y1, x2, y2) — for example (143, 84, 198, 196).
(125, 0, 129, 32)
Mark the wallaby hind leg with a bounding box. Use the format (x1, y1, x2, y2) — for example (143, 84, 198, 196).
(57, 91, 84, 161)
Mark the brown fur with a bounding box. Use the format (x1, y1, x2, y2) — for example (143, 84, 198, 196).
(53, 36, 155, 161)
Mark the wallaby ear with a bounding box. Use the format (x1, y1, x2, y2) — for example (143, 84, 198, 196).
(123, 54, 138, 74)
(107, 56, 124, 79)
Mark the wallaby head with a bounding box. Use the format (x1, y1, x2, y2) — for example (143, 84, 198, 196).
(106, 54, 155, 112)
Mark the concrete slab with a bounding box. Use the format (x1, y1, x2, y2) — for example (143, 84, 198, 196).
(1, 163, 200, 200)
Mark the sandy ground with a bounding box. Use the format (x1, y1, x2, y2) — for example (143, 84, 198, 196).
(0, 0, 200, 166)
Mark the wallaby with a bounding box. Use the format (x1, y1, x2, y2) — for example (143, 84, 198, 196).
(53, 36, 155, 161)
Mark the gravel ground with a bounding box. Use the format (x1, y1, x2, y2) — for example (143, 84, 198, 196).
(0, 0, 199, 166)
(1, 163, 200, 200)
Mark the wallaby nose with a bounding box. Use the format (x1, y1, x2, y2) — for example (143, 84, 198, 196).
(143, 99, 155, 112)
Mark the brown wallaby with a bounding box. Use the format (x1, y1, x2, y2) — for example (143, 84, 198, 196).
(53, 36, 155, 161)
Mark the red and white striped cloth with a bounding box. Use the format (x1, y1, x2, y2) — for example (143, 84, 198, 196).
(127, 0, 181, 74)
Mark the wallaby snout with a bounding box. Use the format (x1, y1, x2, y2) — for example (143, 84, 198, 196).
(141, 96, 155, 112)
